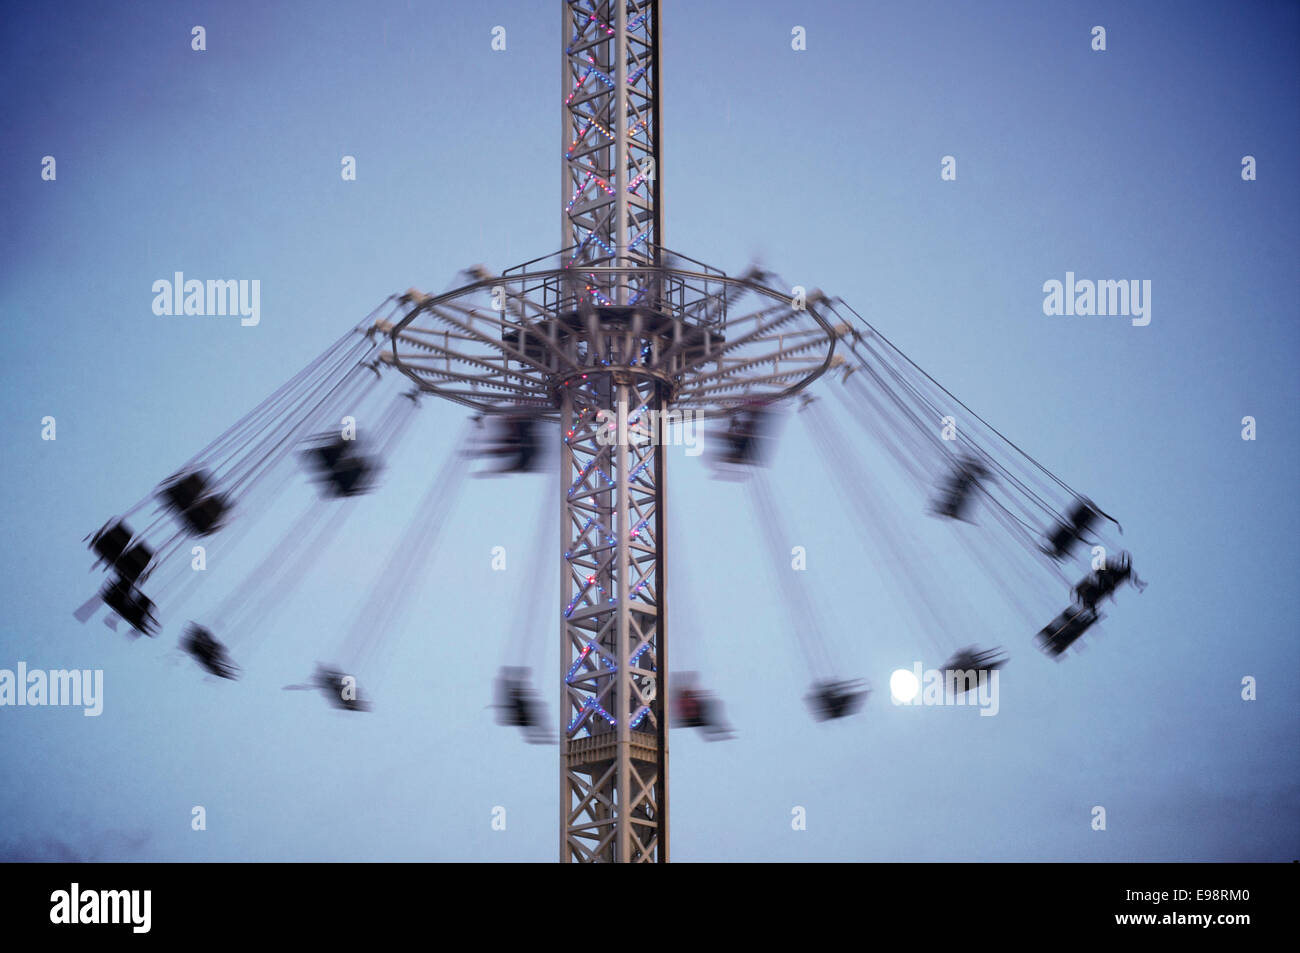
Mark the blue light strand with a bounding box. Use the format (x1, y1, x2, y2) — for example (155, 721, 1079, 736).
(565, 67, 592, 103)
(569, 457, 614, 497)
(566, 235, 594, 266)
(567, 696, 616, 734)
(566, 639, 600, 683)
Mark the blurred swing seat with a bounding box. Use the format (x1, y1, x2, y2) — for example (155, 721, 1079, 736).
(302, 436, 379, 497)
(931, 457, 990, 522)
(806, 678, 869, 721)
(183, 623, 238, 679)
(1034, 604, 1100, 657)
(160, 471, 231, 536)
(101, 576, 158, 636)
(89, 520, 154, 585)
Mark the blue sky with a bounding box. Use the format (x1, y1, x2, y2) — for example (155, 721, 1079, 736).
(1, 0, 1297, 861)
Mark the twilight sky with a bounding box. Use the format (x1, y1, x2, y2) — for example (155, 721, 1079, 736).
(1, 0, 1297, 861)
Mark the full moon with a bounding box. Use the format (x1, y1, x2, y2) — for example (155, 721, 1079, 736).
(890, 668, 920, 703)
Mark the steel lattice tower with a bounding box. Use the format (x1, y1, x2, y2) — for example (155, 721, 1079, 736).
(379, 0, 844, 861)
(559, 0, 668, 863)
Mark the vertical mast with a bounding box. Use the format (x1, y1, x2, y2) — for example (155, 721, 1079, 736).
(559, 0, 667, 863)
(561, 1, 662, 281)
(560, 372, 667, 862)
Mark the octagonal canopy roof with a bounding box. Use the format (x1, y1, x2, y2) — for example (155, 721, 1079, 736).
(377, 247, 853, 418)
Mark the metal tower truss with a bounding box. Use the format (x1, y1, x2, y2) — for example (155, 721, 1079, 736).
(559, 370, 666, 861)
(563, 0, 661, 296)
